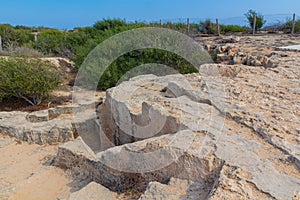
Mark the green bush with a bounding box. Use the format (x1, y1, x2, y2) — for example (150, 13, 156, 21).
(163, 22, 187, 32)
(73, 20, 201, 90)
(33, 29, 67, 56)
(93, 19, 127, 31)
(0, 57, 60, 105)
(285, 19, 300, 33)
(245, 10, 266, 30)
(73, 22, 148, 66)
(200, 19, 217, 34)
(97, 49, 197, 90)
(0, 47, 43, 58)
(221, 25, 247, 33)
(0, 24, 34, 50)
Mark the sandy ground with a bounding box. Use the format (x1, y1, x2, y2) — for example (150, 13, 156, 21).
(0, 133, 72, 200)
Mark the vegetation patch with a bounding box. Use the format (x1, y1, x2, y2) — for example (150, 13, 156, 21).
(0, 57, 60, 105)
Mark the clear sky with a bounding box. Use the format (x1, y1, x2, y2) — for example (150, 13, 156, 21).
(0, 0, 299, 29)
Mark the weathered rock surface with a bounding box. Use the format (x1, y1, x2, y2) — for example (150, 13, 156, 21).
(0, 91, 103, 145)
(208, 44, 278, 67)
(55, 131, 223, 193)
(0, 111, 75, 144)
(55, 62, 300, 200)
(200, 35, 300, 68)
(139, 178, 209, 200)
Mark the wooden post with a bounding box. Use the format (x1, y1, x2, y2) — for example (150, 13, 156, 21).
(216, 18, 221, 36)
(252, 14, 257, 35)
(0, 36, 2, 52)
(160, 19, 162, 27)
(187, 18, 190, 35)
(292, 13, 296, 35)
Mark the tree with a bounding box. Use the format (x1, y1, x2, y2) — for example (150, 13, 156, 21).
(245, 10, 266, 30)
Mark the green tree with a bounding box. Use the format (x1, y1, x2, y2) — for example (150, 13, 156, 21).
(245, 10, 266, 30)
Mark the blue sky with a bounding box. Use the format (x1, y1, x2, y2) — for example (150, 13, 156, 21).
(0, 0, 299, 29)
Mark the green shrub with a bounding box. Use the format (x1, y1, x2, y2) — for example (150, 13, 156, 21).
(285, 19, 300, 33)
(221, 25, 247, 33)
(33, 29, 67, 56)
(93, 19, 127, 31)
(163, 22, 187, 32)
(73, 21, 200, 91)
(200, 19, 217, 34)
(73, 23, 147, 66)
(79, 48, 197, 91)
(0, 47, 43, 57)
(0, 57, 60, 105)
(0, 24, 34, 50)
(13, 47, 43, 57)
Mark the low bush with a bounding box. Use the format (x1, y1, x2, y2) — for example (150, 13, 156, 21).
(33, 29, 66, 56)
(0, 47, 43, 57)
(97, 49, 197, 90)
(93, 19, 127, 31)
(0, 57, 60, 105)
(221, 25, 247, 33)
(285, 19, 300, 33)
(73, 22, 147, 66)
(0, 24, 34, 50)
(12, 47, 43, 57)
(263, 22, 286, 32)
(163, 22, 187, 33)
(200, 19, 217, 34)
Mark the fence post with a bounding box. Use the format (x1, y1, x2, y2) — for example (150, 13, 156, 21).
(216, 18, 221, 36)
(34, 34, 38, 42)
(187, 18, 190, 35)
(160, 19, 162, 27)
(0, 36, 2, 52)
(292, 13, 296, 35)
(252, 14, 257, 35)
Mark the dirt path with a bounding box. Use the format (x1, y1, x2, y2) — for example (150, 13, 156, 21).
(0, 133, 72, 200)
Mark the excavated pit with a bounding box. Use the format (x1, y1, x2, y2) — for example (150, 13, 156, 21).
(54, 74, 226, 196)
(54, 133, 224, 195)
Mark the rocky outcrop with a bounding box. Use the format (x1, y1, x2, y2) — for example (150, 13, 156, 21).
(55, 67, 300, 199)
(0, 92, 102, 145)
(0, 111, 75, 144)
(207, 44, 279, 68)
(54, 131, 224, 193)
